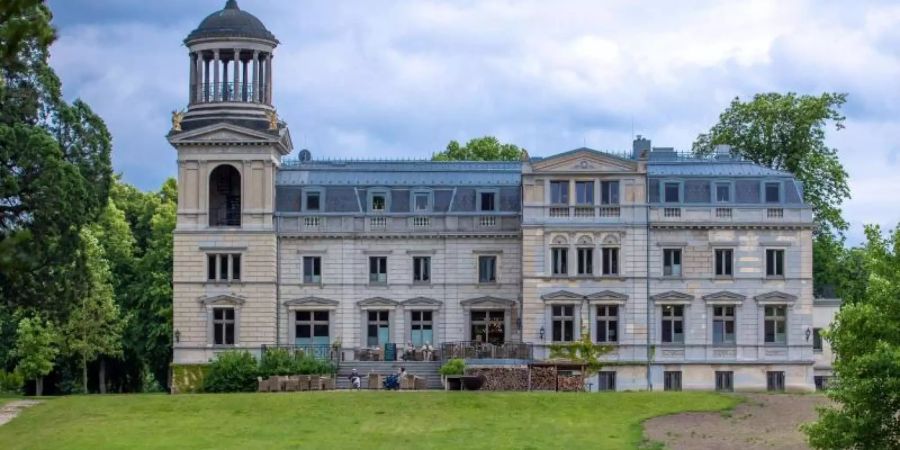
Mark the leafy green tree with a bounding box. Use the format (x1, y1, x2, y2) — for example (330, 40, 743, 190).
(548, 329, 614, 379)
(0, 0, 55, 68)
(693, 93, 850, 236)
(13, 316, 58, 396)
(432, 136, 525, 161)
(803, 225, 900, 449)
(63, 228, 125, 393)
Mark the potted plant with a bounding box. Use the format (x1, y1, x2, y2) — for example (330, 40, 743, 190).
(439, 358, 465, 390)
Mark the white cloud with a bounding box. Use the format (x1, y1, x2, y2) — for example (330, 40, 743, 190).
(48, 0, 900, 243)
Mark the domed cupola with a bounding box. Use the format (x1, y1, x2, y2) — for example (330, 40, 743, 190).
(178, 0, 281, 133)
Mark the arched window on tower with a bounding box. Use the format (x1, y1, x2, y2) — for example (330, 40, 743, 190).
(209, 165, 241, 227)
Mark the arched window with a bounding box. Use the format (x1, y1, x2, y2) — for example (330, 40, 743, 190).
(209, 164, 241, 227)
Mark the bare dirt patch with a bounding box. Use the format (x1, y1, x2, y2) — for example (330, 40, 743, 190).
(644, 394, 830, 450)
(0, 400, 41, 427)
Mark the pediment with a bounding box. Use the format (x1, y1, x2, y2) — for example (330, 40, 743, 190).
(460, 296, 516, 309)
(541, 290, 583, 301)
(702, 291, 746, 303)
(586, 290, 628, 303)
(650, 291, 694, 303)
(198, 294, 246, 306)
(531, 148, 638, 173)
(754, 291, 798, 304)
(168, 122, 293, 155)
(402, 297, 443, 307)
(358, 297, 399, 308)
(284, 296, 339, 307)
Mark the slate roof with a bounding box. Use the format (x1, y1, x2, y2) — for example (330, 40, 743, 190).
(277, 160, 521, 186)
(186, 0, 277, 43)
(647, 161, 792, 177)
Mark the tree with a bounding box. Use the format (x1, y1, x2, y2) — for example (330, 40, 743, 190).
(0, 0, 55, 68)
(432, 136, 525, 161)
(693, 93, 850, 236)
(13, 316, 58, 396)
(63, 228, 125, 393)
(803, 224, 900, 449)
(548, 329, 614, 379)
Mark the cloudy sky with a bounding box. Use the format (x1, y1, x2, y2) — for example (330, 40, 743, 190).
(47, 0, 899, 244)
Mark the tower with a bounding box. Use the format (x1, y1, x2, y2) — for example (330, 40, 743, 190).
(168, 0, 291, 366)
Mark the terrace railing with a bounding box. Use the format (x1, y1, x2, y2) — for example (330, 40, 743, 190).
(440, 341, 533, 361)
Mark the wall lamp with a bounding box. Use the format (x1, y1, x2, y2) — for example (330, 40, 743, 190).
(539, 327, 545, 341)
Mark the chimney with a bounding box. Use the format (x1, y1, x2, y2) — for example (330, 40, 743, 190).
(632, 135, 651, 160)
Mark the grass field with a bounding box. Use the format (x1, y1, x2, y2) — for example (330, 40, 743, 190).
(0, 391, 738, 449)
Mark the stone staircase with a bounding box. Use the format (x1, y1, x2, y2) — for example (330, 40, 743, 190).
(335, 360, 443, 390)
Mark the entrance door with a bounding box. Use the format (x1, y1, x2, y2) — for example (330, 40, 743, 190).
(367, 310, 390, 347)
(470, 310, 505, 345)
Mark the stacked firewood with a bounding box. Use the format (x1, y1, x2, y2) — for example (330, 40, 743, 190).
(557, 374, 584, 392)
(529, 366, 557, 391)
(465, 368, 529, 391)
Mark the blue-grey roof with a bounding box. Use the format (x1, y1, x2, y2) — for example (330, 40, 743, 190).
(648, 162, 792, 177)
(277, 160, 521, 186)
(186, 0, 276, 43)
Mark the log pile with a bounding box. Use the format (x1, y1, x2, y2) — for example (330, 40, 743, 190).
(529, 366, 557, 391)
(465, 368, 529, 391)
(557, 374, 584, 392)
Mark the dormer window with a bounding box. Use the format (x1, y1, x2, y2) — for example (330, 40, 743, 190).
(412, 191, 431, 212)
(715, 182, 731, 203)
(550, 181, 569, 205)
(371, 193, 386, 212)
(765, 182, 781, 203)
(664, 182, 680, 203)
(304, 190, 321, 211)
(478, 190, 497, 212)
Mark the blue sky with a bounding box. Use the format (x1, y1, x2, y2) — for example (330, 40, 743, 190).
(47, 0, 900, 244)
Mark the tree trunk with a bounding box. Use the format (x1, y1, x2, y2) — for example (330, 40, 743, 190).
(35, 377, 43, 397)
(82, 356, 88, 394)
(99, 359, 106, 394)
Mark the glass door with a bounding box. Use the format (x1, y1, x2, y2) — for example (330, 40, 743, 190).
(470, 310, 505, 345)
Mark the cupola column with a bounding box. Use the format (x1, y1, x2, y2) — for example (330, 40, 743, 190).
(233, 49, 240, 101)
(203, 55, 210, 102)
(195, 53, 204, 102)
(252, 50, 260, 102)
(213, 50, 220, 101)
(188, 52, 196, 104)
(265, 53, 273, 104)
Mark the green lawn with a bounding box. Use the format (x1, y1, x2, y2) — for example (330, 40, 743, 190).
(0, 391, 738, 449)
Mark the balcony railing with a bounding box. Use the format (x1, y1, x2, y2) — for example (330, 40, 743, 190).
(276, 214, 521, 234)
(261, 344, 339, 365)
(192, 82, 267, 104)
(650, 206, 811, 224)
(440, 341, 533, 361)
(210, 207, 240, 227)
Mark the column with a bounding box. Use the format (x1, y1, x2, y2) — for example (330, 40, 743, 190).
(252, 50, 260, 102)
(222, 60, 229, 101)
(203, 56, 210, 102)
(233, 49, 240, 101)
(265, 53, 273, 104)
(195, 53, 204, 103)
(242, 59, 249, 101)
(213, 50, 220, 101)
(188, 52, 196, 104)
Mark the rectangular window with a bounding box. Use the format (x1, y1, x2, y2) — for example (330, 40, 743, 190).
(207, 253, 241, 282)
(212, 307, 235, 346)
(601, 180, 620, 205)
(575, 181, 594, 205)
(664, 371, 682, 391)
(295, 310, 329, 346)
(369, 256, 387, 284)
(595, 305, 618, 343)
(764, 305, 787, 344)
(597, 371, 616, 391)
(478, 255, 497, 283)
(413, 192, 429, 212)
(601, 247, 619, 276)
(767, 371, 785, 392)
(712, 306, 736, 345)
(305, 191, 321, 211)
(813, 328, 823, 352)
(371, 193, 386, 212)
(479, 191, 496, 211)
(664, 182, 680, 203)
(550, 181, 569, 204)
(715, 182, 731, 202)
(302, 256, 322, 284)
(766, 249, 784, 277)
(661, 305, 684, 344)
(814, 376, 830, 391)
(410, 310, 433, 346)
(367, 310, 390, 347)
(715, 371, 734, 392)
(413, 256, 430, 283)
(715, 249, 733, 277)
(551, 247, 568, 275)
(663, 249, 682, 277)
(552, 305, 575, 342)
(765, 182, 781, 203)
(577, 247, 593, 275)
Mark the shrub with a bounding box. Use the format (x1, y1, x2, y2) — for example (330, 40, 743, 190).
(439, 358, 465, 376)
(293, 353, 334, 375)
(259, 348, 296, 377)
(171, 364, 209, 394)
(0, 369, 24, 394)
(203, 351, 258, 393)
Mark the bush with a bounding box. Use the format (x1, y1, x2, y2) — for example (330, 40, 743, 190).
(292, 353, 334, 375)
(0, 369, 24, 394)
(171, 364, 209, 394)
(439, 358, 465, 376)
(259, 348, 296, 377)
(203, 351, 259, 393)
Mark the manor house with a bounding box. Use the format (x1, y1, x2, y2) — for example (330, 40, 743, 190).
(169, 1, 831, 392)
